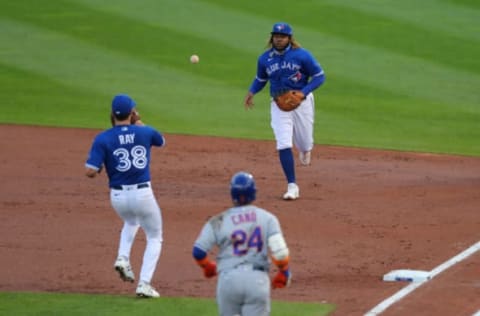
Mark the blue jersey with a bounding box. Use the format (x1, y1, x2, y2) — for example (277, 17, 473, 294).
(249, 45, 325, 97)
(85, 125, 165, 187)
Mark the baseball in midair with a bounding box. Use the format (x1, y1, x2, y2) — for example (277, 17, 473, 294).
(190, 54, 200, 64)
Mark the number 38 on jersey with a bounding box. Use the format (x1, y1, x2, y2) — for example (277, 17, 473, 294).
(114, 145, 148, 172)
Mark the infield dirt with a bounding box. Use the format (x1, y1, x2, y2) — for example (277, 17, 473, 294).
(1, 125, 479, 315)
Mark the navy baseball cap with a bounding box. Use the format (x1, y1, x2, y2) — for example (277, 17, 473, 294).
(112, 94, 136, 116)
(271, 22, 293, 36)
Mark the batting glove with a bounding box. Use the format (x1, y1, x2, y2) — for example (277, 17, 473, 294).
(196, 257, 217, 278)
(272, 269, 291, 289)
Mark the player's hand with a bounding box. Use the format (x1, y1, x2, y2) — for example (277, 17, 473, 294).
(244, 92, 255, 110)
(195, 256, 217, 278)
(272, 269, 291, 289)
(130, 110, 142, 125)
(202, 260, 217, 278)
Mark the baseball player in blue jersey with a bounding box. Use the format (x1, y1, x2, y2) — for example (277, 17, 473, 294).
(244, 22, 326, 200)
(192, 171, 291, 316)
(85, 94, 165, 298)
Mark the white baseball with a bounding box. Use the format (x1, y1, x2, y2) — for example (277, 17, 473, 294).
(190, 54, 199, 64)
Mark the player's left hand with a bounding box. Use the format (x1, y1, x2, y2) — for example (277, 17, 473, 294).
(274, 90, 305, 112)
(272, 269, 291, 289)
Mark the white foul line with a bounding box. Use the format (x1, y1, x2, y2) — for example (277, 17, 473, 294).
(364, 240, 480, 316)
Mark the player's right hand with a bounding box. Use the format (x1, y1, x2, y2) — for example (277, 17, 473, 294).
(202, 260, 217, 278)
(244, 92, 255, 109)
(272, 269, 291, 289)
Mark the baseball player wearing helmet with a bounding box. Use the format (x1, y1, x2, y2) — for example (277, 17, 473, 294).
(85, 94, 165, 298)
(244, 22, 326, 200)
(192, 171, 291, 316)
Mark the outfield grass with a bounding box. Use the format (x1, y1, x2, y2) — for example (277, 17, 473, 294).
(0, 0, 479, 155)
(0, 0, 478, 314)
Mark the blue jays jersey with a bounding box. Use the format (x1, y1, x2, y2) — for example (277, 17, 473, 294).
(251, 45, 324, 97)
(85, 125, 165, 187)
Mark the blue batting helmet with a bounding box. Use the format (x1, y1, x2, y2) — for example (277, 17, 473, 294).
(230, 172, 257, 205)
(271, 22, 293, 36)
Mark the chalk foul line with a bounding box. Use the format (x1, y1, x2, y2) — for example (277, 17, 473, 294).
(365, 240, 480, 316)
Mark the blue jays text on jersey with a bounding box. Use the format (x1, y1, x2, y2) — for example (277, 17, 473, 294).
(265, 60, 301, 76)
(249, 45, 325, 98)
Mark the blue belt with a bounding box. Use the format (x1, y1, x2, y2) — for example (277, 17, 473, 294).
(112, 183, 149, 190)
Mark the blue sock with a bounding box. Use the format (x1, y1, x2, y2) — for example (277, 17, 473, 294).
(279, 148, 295, 183)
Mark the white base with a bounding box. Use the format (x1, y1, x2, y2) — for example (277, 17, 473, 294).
(383, 269, 431, 282)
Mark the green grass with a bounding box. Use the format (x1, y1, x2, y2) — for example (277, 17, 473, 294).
(0, 292, 334, 316)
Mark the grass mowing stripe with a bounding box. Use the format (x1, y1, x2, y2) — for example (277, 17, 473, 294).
(1, 0, 256, 88)
(0, 18, 235, 94)
(69, 0, 273, 53)
(203, 0, 480, 75)
(64, 0, 480, 108)
(312, 2, 480, 73)
(0, 63, 110, 127)
(0, 18, 272, 136)
(1, 1, 479, 155)
(299, 31, 480, 109)
(446, 0, 480, 10)
(0, 18, 220, 93)
(320, 92, 480, 155)
(322, 0, 480, 42)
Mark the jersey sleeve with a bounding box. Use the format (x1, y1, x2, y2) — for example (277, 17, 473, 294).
(193, 220, 216, 253)
(85, 135, 105, 170)
(249, 55, 269, 94)
(306, 51, 323, 76)
(301, 49, 325, 95)
(256, 55, 269, 81)
(266, 213, 283, 238)
(149, 128, 165, 147)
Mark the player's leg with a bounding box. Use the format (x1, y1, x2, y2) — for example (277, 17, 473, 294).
(270, 101, 299, 200)
(217, 271, 242, 316)
(111, 190, 140, 259)
(113, 222, 139, 283)
(135, 186, 163, 288)
(118, 222, 140, 259)
(242, 271, 271, 316)
(110, 189, 139, 282)
(293, 93, 315, 166)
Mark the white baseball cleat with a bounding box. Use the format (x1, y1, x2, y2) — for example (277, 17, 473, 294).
(283, 183, 299, 200)
(136, 282, 160, 298)
(114, 256, 135, 283)
(299, 151, 311, 166)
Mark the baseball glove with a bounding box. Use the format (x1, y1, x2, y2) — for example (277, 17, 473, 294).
(274, 90, 305, 112)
